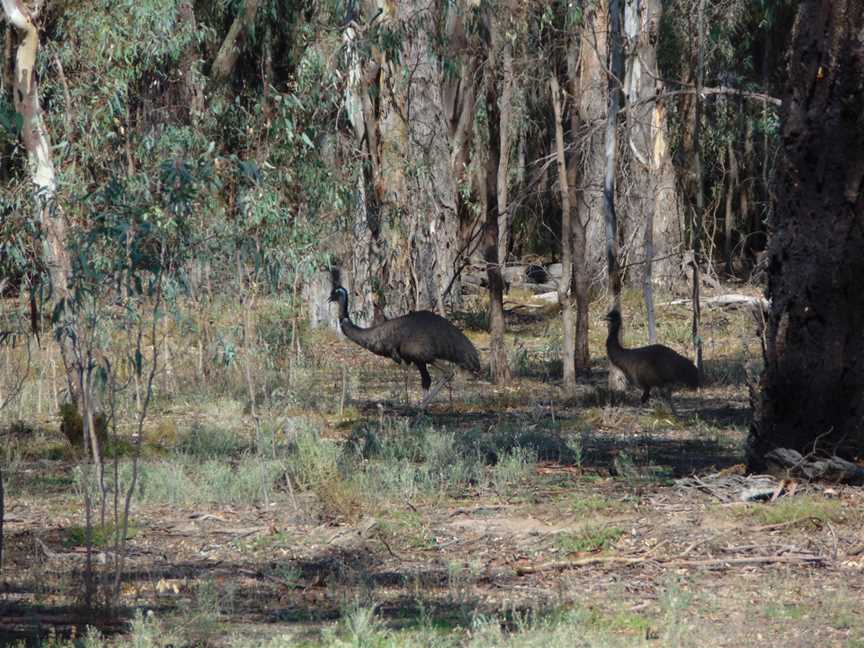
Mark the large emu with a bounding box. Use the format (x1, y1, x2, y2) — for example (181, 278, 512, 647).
(605, 309, 699, 414)
(329, 285, 481, 404)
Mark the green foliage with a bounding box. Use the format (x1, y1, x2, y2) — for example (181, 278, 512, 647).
(64, 521, 139, 548)
(0, 96, 22, 138)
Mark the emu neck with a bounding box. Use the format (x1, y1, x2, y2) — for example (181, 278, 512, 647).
(336, 295, 351, 323)
(336, 296, 376, 351)
(606, 320, 627, 364)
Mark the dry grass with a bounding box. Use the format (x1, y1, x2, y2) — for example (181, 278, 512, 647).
(2, 287, 863, 647)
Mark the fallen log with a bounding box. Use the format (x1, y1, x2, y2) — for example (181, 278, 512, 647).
(514, 552, 826, 576)
(663, 294, 769, 314)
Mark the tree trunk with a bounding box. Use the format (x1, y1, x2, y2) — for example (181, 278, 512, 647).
(484, 60, 511, 384)
(568, 38, 591, 373)
(496, 37, 514, 272)
(604, 0, 627, 394)
(442, 3, 481, 285)
(1, 462, 4, 575)
(178, 1, 205, 120)
(747, 0, 864, 469)
(211, 0, 262, 84)
(2, 0, 77, 403)
(578, 3, 611, 289)
(623, 0, 683, 305)
(690, 0, 705, 372)
(397, 1, 462, 314)
(343, 2, 466, 319)
(343, 9, 392, 323)
(551, 74, 577, 391)
(724, 139, 739, 275)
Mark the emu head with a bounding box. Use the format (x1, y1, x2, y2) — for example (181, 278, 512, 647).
(604, 309, 623, 328)
(604, 309, 621, 322)
(328, 286, 348, 304)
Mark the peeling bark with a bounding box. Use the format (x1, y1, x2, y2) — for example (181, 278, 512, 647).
(342, 1, 465, 320)
(567, 40, 591, 373)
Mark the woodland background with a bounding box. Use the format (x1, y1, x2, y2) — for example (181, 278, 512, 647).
(1, 0, 863, 645)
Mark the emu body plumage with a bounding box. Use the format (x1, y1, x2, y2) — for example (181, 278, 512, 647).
(605, 309, 699, 410)
(329, 286, 480, 394)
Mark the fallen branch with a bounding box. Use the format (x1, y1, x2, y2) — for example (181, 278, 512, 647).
(515, 552, 826, 575)
(765, 448, 864, 484)
(663, 294, 769, 314)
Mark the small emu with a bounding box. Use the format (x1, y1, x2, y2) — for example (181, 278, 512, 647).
(329, 286, 481, 405)
(605, 309, 699, 414)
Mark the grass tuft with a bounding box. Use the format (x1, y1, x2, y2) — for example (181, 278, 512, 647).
(733, 495, 847, 527)
(555, 525, 624, 554)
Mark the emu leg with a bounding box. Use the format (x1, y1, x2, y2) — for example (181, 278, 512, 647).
(420, 363, 456, 407)
(413, 362, 431, 407)
(404, 373, 410, 406)
(416, 362, 432, 389)
(662, 388, 678, 416)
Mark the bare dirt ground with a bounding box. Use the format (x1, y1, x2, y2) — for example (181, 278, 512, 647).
(2, 296, 863, 646)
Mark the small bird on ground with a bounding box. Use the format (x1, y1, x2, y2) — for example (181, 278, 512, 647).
(328, 285, 481, 406)
(604, 309, 699, 414)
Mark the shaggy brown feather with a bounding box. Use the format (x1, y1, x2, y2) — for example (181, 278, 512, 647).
(605, 309, 699, 408)
(329, 286, 480, 391)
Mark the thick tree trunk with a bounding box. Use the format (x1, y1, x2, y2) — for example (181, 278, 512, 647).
(397, 1, 462, 314)
(578, 4, 611, 288)
(343, 11, 394, 323)
(342, 2, 465, 319)
(442, 4, 481, 282)
(747, 0, 864, 469)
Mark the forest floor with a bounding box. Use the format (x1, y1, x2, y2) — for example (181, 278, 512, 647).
(2, 287, 863, 647)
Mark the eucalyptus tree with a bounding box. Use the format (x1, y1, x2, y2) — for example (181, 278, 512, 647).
(621, 0, 683, 342)
(1, 0, 77, 401)
(341, 0, 465, 323)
